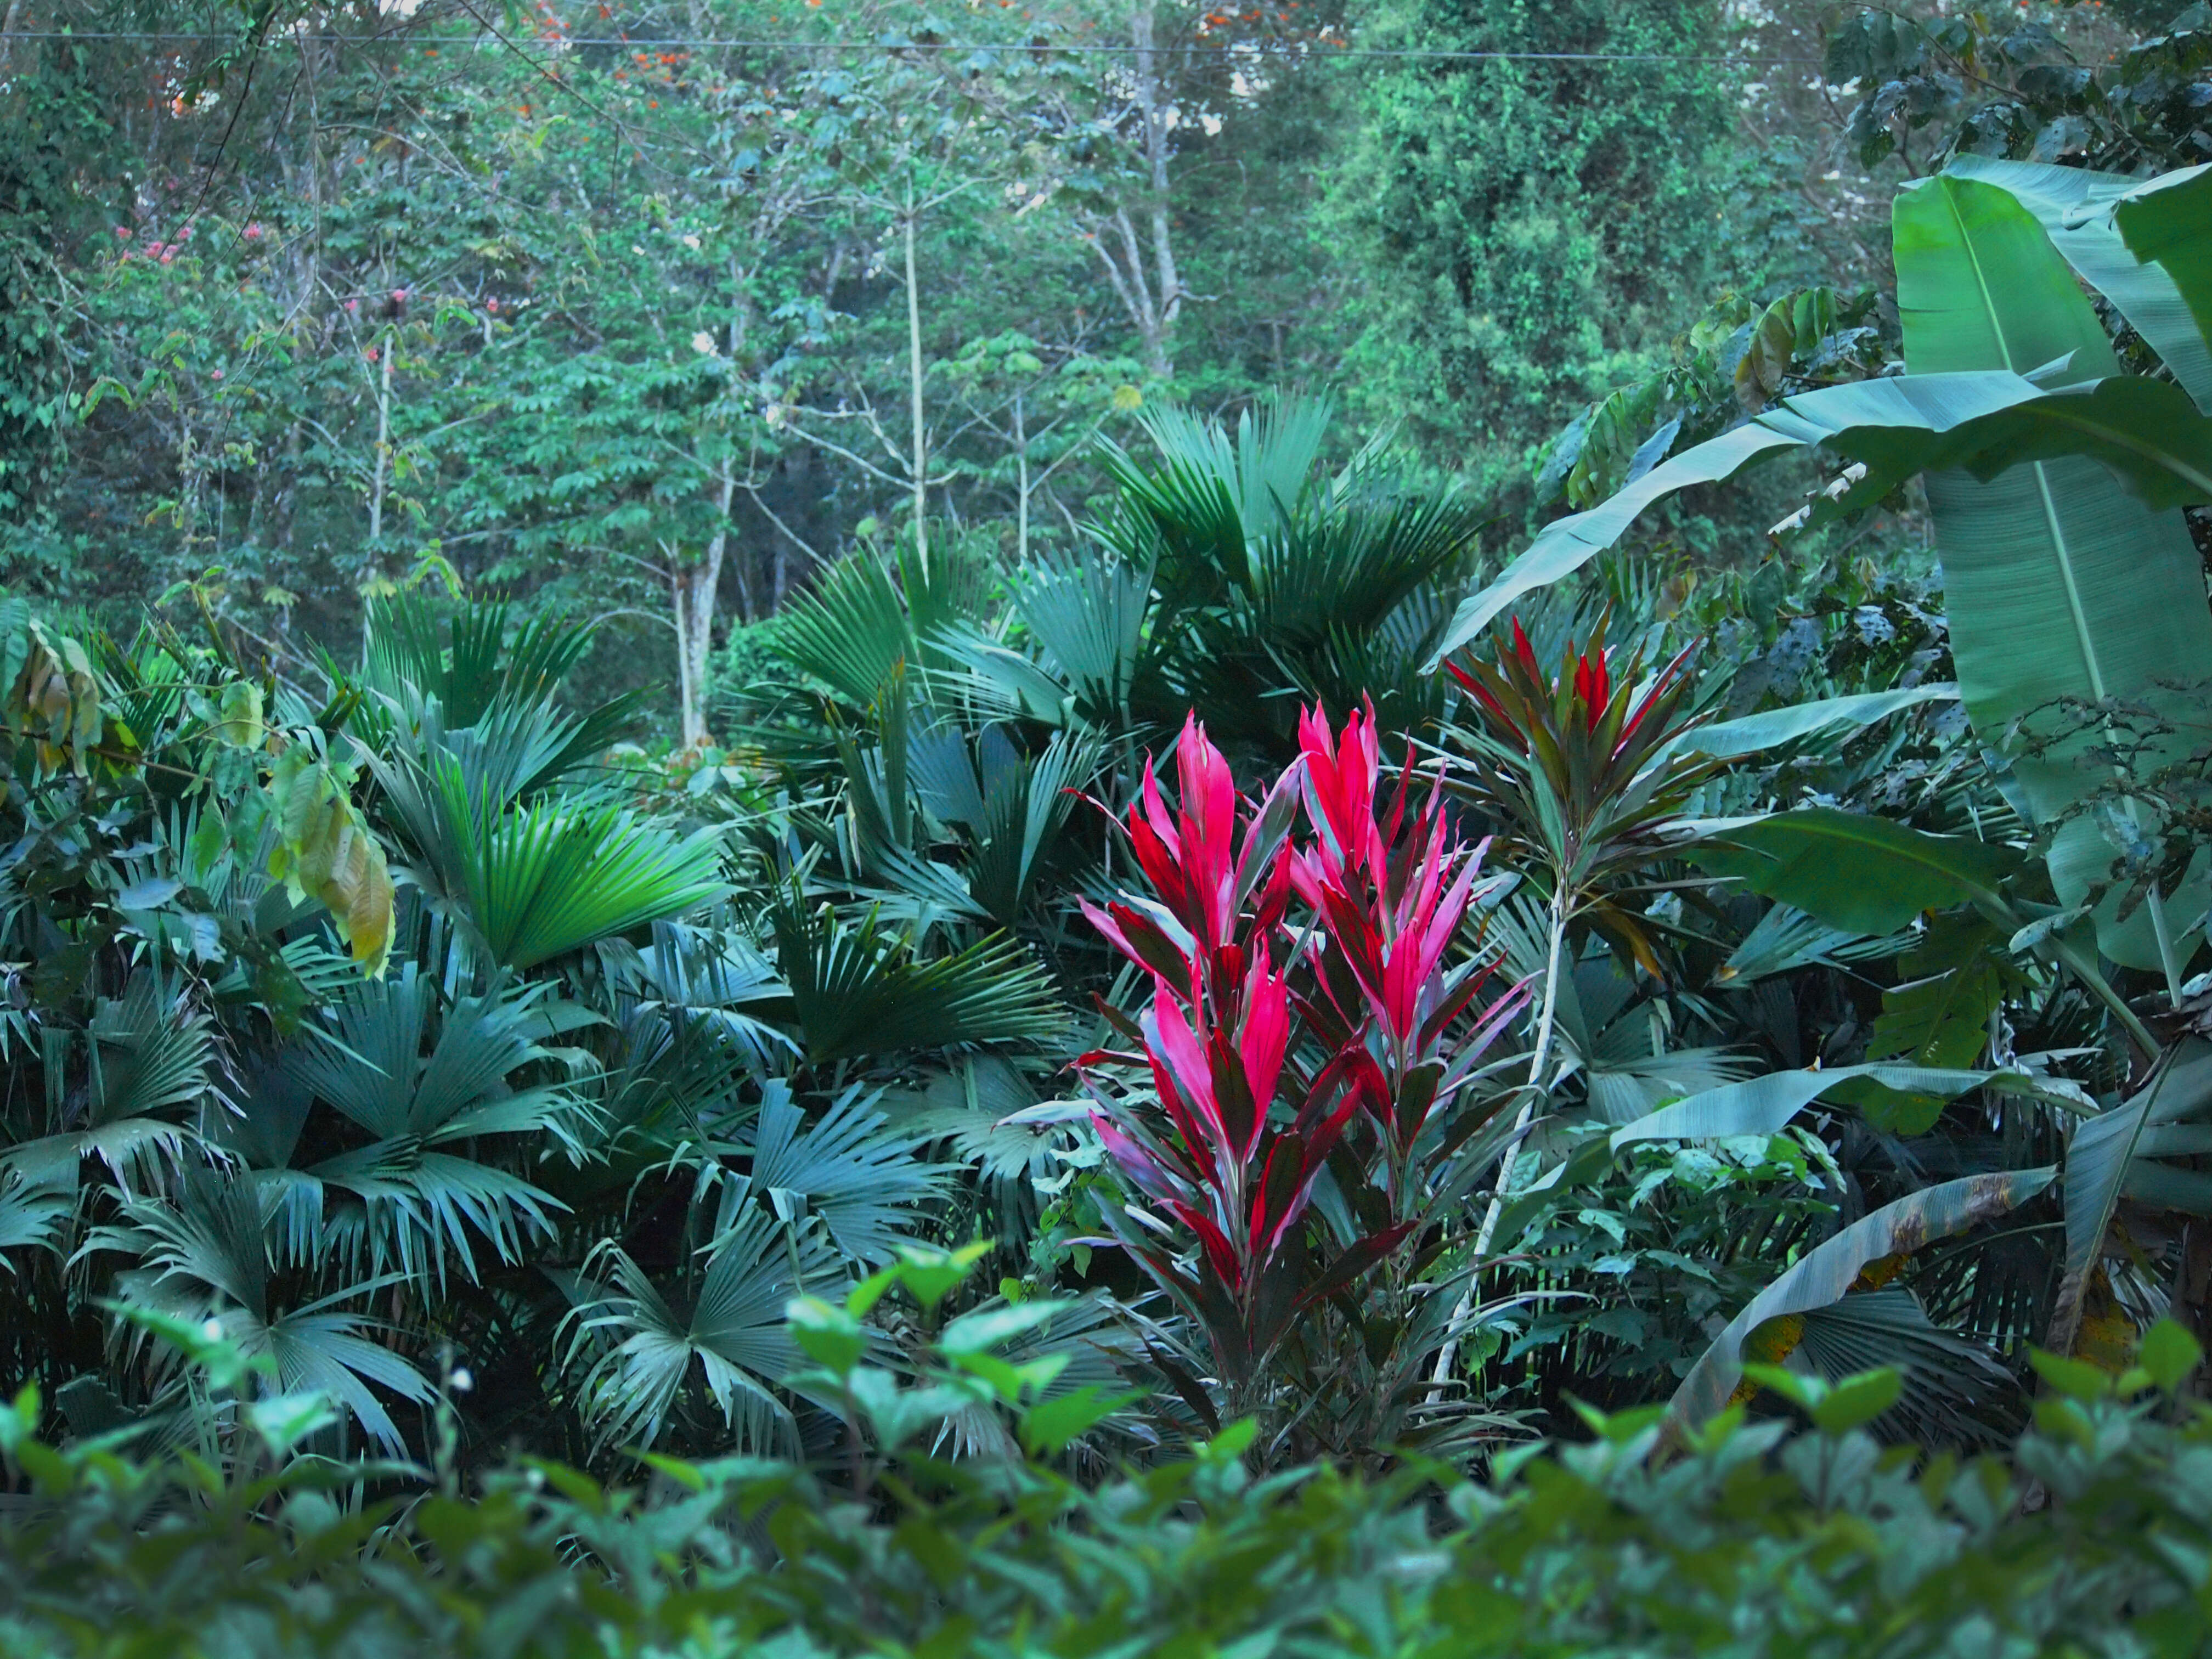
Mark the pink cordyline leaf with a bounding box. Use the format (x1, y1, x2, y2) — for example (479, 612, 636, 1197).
(1093, 1113, 1184, 1204)
(1173, 716, 1238, 946)
(1297, 702, 1383, 883)
(1144, 986, 1227, 1155)
(1237, 953, 1291, 1160)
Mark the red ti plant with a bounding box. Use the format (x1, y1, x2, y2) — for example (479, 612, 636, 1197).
(1077, 707, 1527, 1417)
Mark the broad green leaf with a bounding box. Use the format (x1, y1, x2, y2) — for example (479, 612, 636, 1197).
(1945, 156, 2212, 412)
(1664, 685, 1957, 763)
(1895, 173, 2212, 969)
(266, 748, 395, 976)
(2052, 1043, 2212, 1354)
(1427, 370, 2212, 667)
(1668, 1167, 2056, 1431)
(1685, 808, 2016, 934)
(1825, 915, 2022, 1133)
(2138, 1318, 2205, 1393)
(2114, 163, 2212, 390)
(1807, 1368, 1903, 1436)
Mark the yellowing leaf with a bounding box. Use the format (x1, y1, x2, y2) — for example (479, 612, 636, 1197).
(266, 748, 395, 976)
(8, 621, 104, 775)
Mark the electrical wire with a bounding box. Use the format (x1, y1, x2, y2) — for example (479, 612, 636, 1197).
(1, 28, 1826, 65)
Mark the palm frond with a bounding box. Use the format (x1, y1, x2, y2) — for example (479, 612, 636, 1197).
(771, 902, 1066, 1062)
(735, 1081, 937, 1266)
(570, 1203, 837, 1453)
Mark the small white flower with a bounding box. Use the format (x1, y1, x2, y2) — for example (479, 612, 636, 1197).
(448, 1367, 474, 1393)
(681, 234, 701, 250)
(691, 330, 717, 356)
(202, 1317, 224, 1341)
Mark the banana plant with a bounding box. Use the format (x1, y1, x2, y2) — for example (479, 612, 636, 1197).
(1427, 158, 2212, 981)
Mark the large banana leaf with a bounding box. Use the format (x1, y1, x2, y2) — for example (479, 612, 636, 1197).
(1685, 808, 2017, 934)
(1607, 1062, 2022, 1149)
(2114, 163, 2212, 380)
(1664, 685, 1958, 763)
(1667, 1167, 2056, 1432)
(1426, 370, 2212, 665)
(1490, 1059, 2076, 1246)
(1894, 172, 2212, 969)
(1945, 156, 2212, 412)
(2051, 1042, 2212, 1353)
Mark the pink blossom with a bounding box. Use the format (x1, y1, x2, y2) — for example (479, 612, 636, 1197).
(210, 369, 223, 380)
(345, 298, 359, 313)
(243, 222, 263, 241)
(391, 287, 408, 302)
(160, 251, 175, 265)
(114, 225, 132, 239)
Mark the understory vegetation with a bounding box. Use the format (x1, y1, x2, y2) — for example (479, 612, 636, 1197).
(7, 0, 2212, 1652)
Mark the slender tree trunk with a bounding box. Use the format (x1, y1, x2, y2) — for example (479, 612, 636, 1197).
(902, 186, 929, 578)
(671, 563, 695, 745)
(367, 324, 394, 544)
(0, 0, 30, 78)
(1131, 5, 1181, 376)
(670, 468, 735, 746)
(1013, 391, 1029, 566)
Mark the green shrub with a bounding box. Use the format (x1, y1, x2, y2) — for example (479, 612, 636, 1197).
(2, 1286, 2206, 1658)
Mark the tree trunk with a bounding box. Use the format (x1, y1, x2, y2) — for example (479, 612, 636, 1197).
(672, 466, 736, 746)
(902, 187, 929, 577)
(367, 324, 394, 544)
(0, 0, 30, 78)
(1013, 390, 1030, 566)
(1131, 5, 1182, 376)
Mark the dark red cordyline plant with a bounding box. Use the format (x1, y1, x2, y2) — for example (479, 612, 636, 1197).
(1077, 707, 1527, 1398)
(1443, 611, 1716, 975)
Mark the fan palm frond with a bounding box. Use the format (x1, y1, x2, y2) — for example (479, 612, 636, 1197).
(732, 1081, 936, 1267)
(771, 902, 1066, 1063)
(909, 724, 1100, 928)
(1793, 1287, 2019, 1447)
(275, 967, 576, 1284)
(369, 729, 728, 972)
(88, 1168, 435, 1454)
(569, 1201, 837, 1454)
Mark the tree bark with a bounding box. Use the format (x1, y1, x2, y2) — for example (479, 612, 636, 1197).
(672, 465, 736, 746)
(902, 186, 929, 577)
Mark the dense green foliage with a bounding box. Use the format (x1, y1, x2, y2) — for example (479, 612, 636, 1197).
(4, 1262, 2210, 1657)
(1331, 0, 1732, 478)
(7, 0, 2212, 1650)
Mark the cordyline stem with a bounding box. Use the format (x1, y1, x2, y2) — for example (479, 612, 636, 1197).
(1429, 879, 1570, 1391)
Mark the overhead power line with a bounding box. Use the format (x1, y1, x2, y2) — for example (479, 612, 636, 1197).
(1, 29, 1825, 65)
